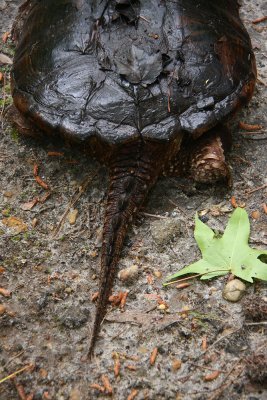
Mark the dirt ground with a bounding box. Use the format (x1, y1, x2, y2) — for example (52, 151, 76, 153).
(0, 1, 266, 399)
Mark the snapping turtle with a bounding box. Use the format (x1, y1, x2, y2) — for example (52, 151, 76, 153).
(10, 0, 256, 356)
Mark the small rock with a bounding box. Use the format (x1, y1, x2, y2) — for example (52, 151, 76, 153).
(251, 210, 260, 220)
(154, 270, 162, 278)
(3, 191, 14, 198)
(172, 359, 182, 371)
(118, 264, 139, 282)
(39, 368, 48, 379)
(68, 209, 78, 225)
(89, 250, 98, 258)
(150, 218, 181, 248)
(64, 287, 73, 294)
(0, 304, 6, 315)
(59, 306, 90, 329)
(0, 1, 7, 11)
(32, 218, 38, 227)
(0, 53, 12, 64)
(69, 388, 82, 400)
(222, 279, 246, 302)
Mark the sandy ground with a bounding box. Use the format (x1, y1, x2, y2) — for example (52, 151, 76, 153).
(0, 1, 266, 399)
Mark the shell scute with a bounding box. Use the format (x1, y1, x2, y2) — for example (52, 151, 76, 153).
(12, 0, 256, 144)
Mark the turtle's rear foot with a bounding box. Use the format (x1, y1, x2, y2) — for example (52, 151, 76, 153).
(166, 125, 232, 187)
(189, 127, 232, 186)
(5, 105, 44, 139)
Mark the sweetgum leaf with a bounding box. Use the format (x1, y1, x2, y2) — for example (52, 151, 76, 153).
(165, 208, 267, 284)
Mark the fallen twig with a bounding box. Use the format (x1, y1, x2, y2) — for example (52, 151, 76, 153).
(239, 121, 262, 131)
(252, 16, 267, 24)
(246, 183, 267, 195)
(187, 358, 243, 397)
(206, 362, 244, 400)
(53, 173, 97, 237)
(120, 291, 128, 310)
(12, 378, 34, 400)
(150, 347, 158, 366)
(2, 351, 25, 369)
(47, 151, 64, 157)
(101, 375, 113, 395)
(113, 353, 121, 377)
(194, 329, 241, 362)
(142, 212, 168, 219)
(191, 363, 226, 373)
(89, 383, 105, 393)
(33, 164, 49, 190)
(201, 336, 207, 351)
(240, 130, 265, 135)
(34, 175, 49, 190)
(125, 364, 137, 371)
(203, 370, 220, 381)
(127, 389, 138, 400)
(0, 365, 31, 385)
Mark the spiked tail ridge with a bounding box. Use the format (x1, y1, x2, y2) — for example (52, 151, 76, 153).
(88, 139, 170, 358)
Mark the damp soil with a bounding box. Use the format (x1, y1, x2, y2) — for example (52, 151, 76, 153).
(0, 1, 266, 399)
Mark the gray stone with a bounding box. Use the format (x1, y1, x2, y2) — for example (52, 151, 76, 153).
(59, 306, 90, 329)
(223, 279, 246, 302)
(150, 218, 181, 248)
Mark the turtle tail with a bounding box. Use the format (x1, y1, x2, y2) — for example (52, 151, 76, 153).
(88, 139, 169, 357)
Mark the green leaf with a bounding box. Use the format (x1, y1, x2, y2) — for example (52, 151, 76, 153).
(194, 213, 215, 254)
(164, 208, 267, 284)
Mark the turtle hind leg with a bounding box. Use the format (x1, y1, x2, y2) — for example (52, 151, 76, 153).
(5, 104, 45, 139)
(188, 125, 232, 187)
(165, 125, 232, 187)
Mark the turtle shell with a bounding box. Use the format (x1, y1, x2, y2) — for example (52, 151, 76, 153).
(12, 0, 256, 145)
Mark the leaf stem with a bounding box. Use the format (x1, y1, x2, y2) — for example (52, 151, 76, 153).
(163, 269, 229, 286)
(0, 365, 31, 384)
(163, 274, 201, 286)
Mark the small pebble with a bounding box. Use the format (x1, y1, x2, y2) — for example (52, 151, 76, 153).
(68, 209, 78, 225)
(118, 265, 139, 282)
(0, 2, 7, 12)
(0, 304, 6, 315)
(154, 270, 162, 278)
(64, 287, 73, 294)
(150, 218, 181, 248)
(32, 218, 38, 227)
(222, 279, 246, 302)
(251, 210, 260, 220)
(3, 191, 14, 198)
(172, 359, 182, 371)
(39, 368, 48, 379)
(69, 388, 81, 400)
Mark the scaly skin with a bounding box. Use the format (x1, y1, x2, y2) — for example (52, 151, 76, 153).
(88, 138, 182, 357)
(166, 126, 232, 186)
